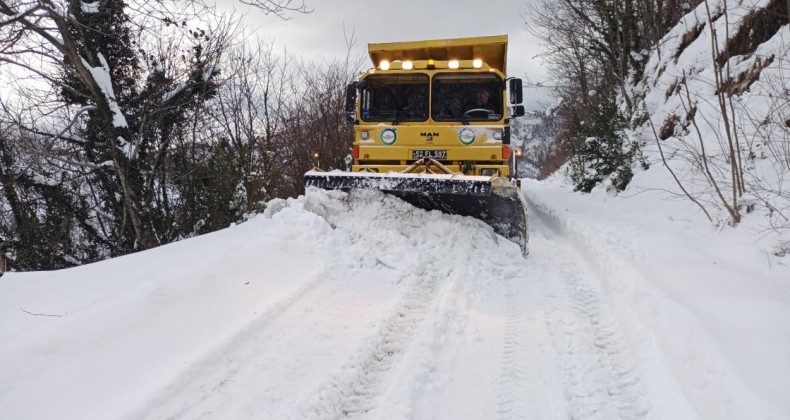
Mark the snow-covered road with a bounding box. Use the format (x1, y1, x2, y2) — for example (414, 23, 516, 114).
(133, 196, 653, 420)
(1, 182, 788, 419)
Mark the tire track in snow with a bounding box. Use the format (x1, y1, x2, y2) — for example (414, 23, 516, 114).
(552, 269, 649, 420)
(495, 277, 530, 420)
(532, 208, 650, 420)
(300, 265, 447, 419)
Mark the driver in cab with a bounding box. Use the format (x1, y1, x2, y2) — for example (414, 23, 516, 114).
(434, 85, 495, 119)
(461, 86, 495, 118)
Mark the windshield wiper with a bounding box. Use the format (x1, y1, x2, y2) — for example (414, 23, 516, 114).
(392, 98, 424, 125)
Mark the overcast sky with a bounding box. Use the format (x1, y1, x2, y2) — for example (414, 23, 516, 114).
(217, 0, 554, 110)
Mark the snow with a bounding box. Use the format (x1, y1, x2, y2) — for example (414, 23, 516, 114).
(81, 2, 99, 14)
(0, 5, 39, 25)
(84, 54, 128, 129)
(1, 184, 788, 419)
(2, 1, 789, 418)
(31, 174, 58, 186)
(629, 0, 790, 248)
(526, 180, 790, 419)
(162, 80, 187, 103)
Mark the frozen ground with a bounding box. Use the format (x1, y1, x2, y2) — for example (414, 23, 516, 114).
(1, 182, 788, 420)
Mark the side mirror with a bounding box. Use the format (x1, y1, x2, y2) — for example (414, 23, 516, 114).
(345, 83, 358, 123)
(508, 78, 523, 104)
(511, 105, 526, 118)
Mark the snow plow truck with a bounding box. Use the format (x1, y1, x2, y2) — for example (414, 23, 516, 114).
(304, 35, 529, 256)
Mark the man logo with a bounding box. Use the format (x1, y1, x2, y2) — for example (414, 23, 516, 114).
(420, 132, 439, 142)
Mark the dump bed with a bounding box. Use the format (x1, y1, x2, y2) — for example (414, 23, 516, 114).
(368, 35, 508, 73)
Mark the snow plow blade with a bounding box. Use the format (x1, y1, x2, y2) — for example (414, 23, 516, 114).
(304, 171, 528, 256)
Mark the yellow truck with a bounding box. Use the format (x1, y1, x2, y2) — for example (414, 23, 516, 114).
(305, 35, 528, 255)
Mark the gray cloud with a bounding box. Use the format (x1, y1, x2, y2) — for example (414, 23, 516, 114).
(217, 0, 553, 109)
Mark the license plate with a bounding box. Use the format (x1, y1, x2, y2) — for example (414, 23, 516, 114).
(412, 149, 447, 159)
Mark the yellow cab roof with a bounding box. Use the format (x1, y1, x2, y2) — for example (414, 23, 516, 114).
(368, 35, 508, 73)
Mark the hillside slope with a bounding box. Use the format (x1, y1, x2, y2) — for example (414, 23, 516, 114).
(632, 0, 790, 252)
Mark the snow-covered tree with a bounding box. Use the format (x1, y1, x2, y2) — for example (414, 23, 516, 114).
(0, 0, 309, 269)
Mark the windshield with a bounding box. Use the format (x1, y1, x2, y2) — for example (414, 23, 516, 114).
(360, 74, 429, 122)
(432, 73, 503, 121)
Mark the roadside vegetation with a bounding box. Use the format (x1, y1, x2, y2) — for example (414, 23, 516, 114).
(525, 0, 789, 253)
(0, 0, 362, 270)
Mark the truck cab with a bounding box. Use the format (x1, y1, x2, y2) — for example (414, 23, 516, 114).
(346, 35, 525, 178)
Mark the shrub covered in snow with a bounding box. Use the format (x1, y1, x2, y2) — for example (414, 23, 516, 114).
(568, 96, 646, 193)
